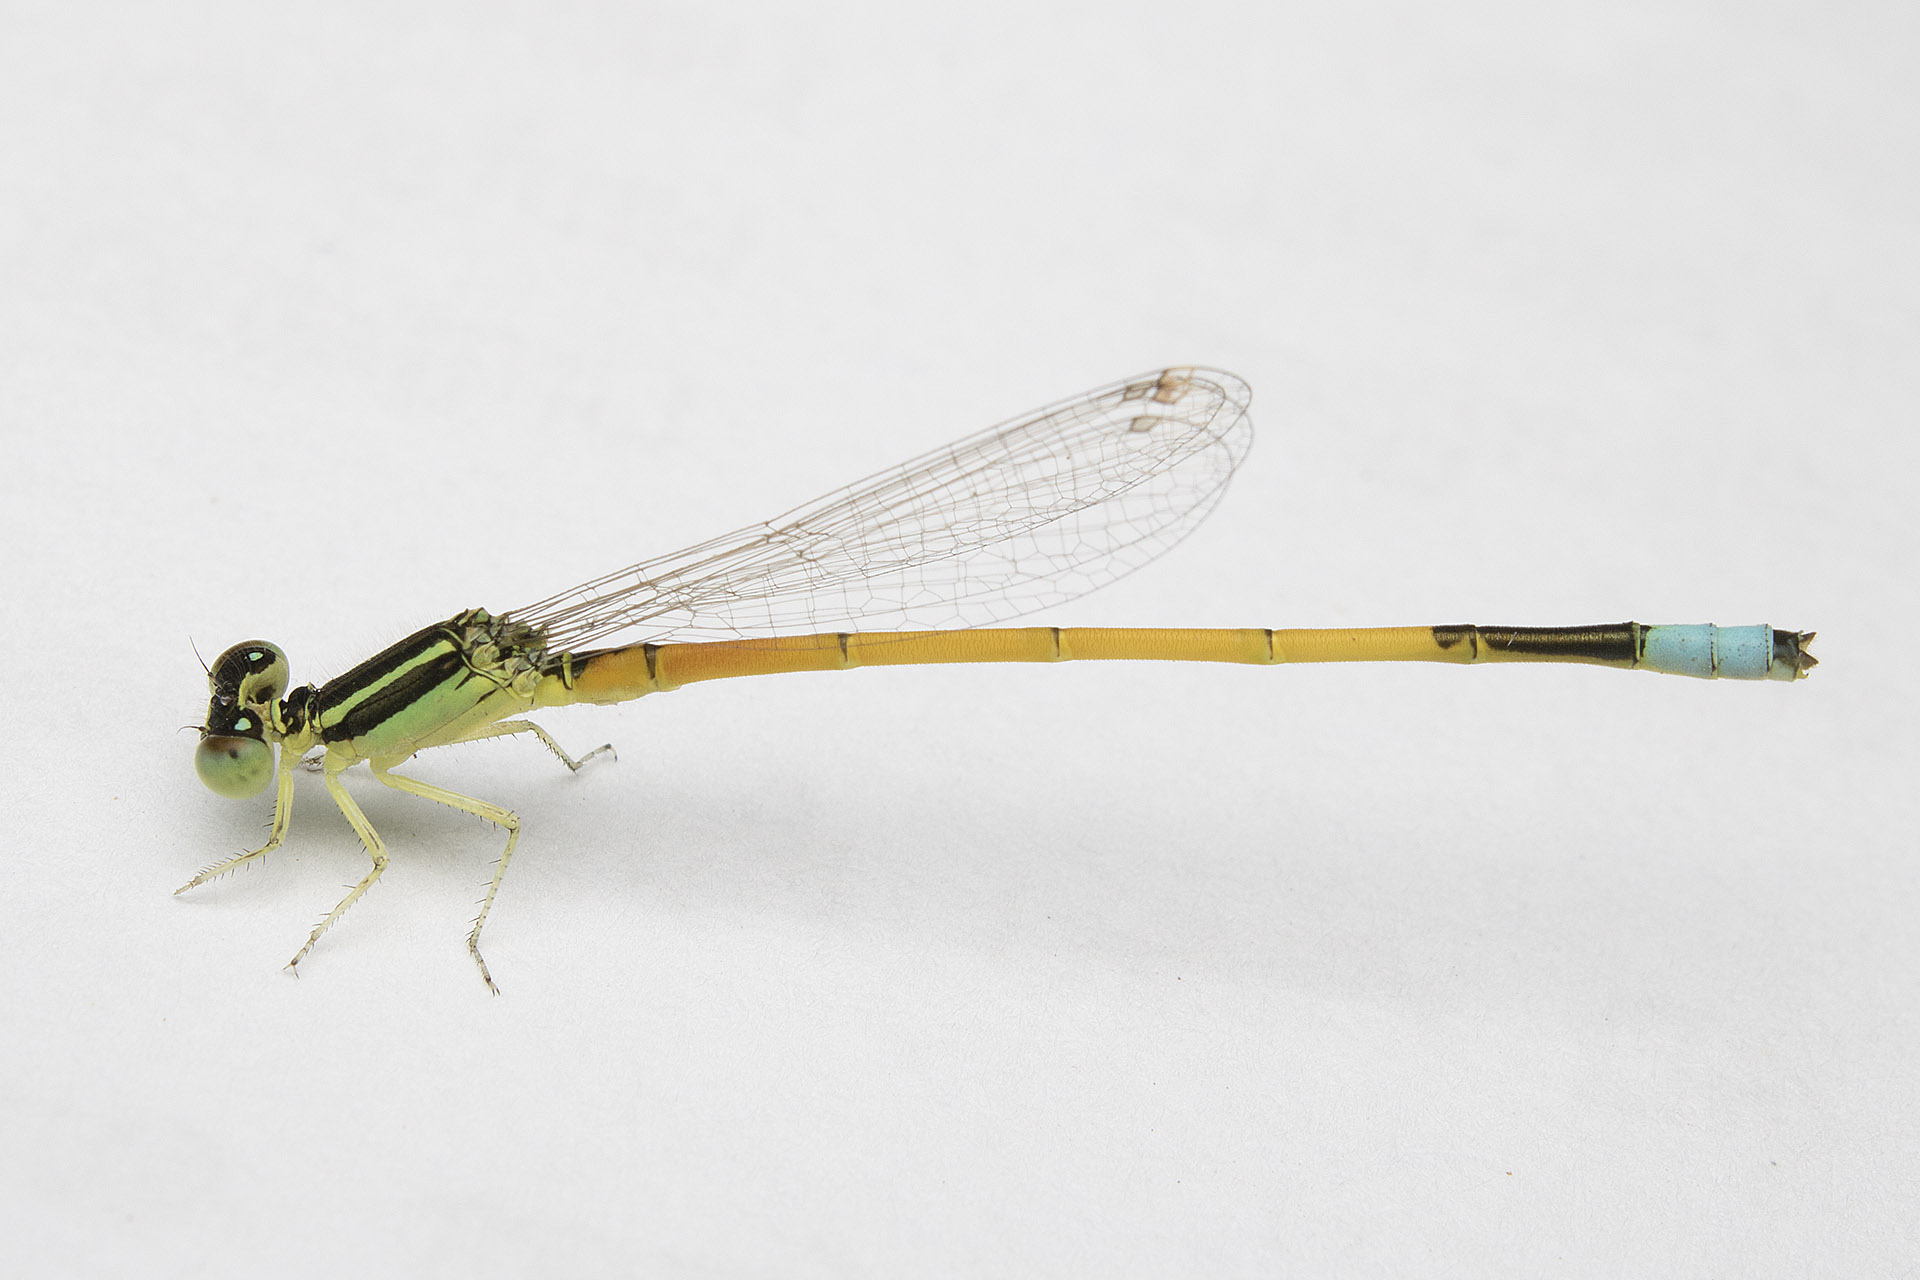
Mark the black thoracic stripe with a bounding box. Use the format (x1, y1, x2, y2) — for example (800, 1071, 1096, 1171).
(1430, 623, 1641, 664)
(314, 626, 470, 743)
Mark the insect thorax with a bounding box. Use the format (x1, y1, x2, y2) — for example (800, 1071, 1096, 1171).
(307, 608, 552, 757)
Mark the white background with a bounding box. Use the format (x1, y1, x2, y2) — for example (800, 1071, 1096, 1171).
(3, 2, 1914, 1274)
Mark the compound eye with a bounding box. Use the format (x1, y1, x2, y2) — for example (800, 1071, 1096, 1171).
(195, 731, 274, 798)
(209, 641, 289, 707)
(195, 699, 275, 798)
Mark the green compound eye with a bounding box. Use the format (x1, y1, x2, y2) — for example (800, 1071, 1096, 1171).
(197, 642, 288, 797)
(195, 730, 274, 797)
(209, 640, 289, 707)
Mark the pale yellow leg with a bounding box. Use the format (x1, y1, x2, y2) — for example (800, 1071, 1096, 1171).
(453, 718, 615, 771)
(436, 719, 612, 991)
(368, 763, 521, 995)
(225, 719, 603, 990)
(285, 752, 391, 978)
(176, 751, 298, 894)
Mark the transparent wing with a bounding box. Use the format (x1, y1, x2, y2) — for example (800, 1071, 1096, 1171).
(506, 367, 1254, 650)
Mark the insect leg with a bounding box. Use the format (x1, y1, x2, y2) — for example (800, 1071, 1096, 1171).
(176, 749, 298, 894)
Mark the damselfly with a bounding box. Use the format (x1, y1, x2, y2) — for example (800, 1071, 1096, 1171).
(184, 368, 1815, 990)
